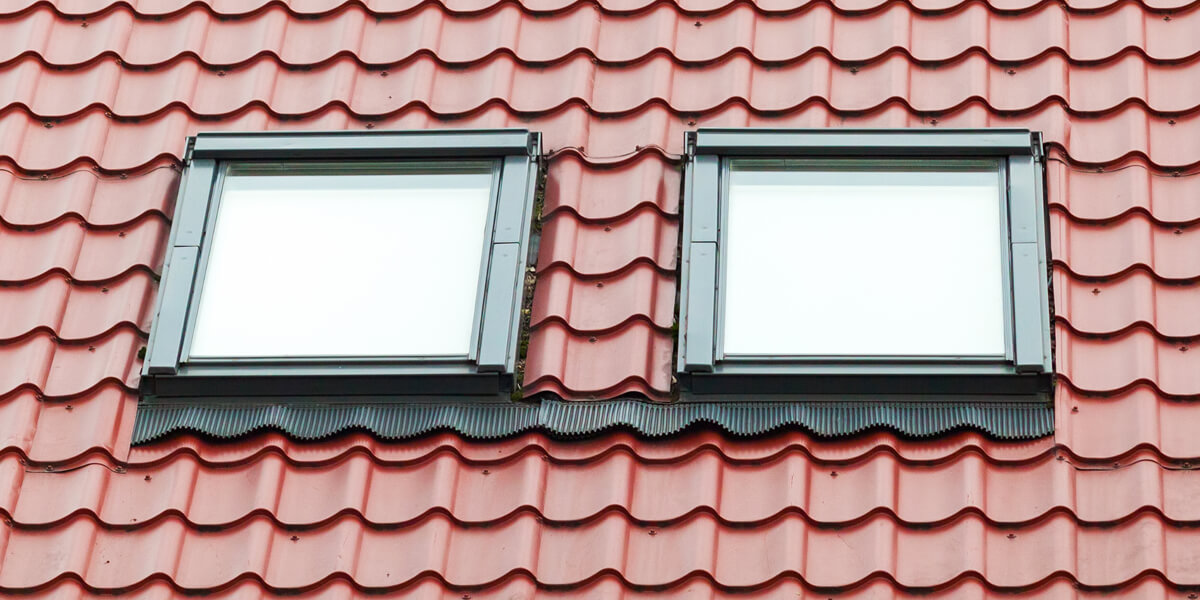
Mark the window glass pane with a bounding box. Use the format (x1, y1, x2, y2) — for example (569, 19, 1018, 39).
(723, 164, 1006, 357)
(189, 164, 494, 358)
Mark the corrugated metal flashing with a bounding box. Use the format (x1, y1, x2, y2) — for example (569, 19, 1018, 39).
(130, 398, 1053, 444)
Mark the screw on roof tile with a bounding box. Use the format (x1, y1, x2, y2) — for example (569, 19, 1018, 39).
(88, 346, 96, 352)
(39, 174, 48, 180)
(291, 536, 300, 542)
(365, 123, 375, 129)
(603, 226, 612, 232)
(1056, 455, 1065, 461)
(848, 66, 858, 74)
(596, 282, 604, 288)
(217, 70, 226, 77)
(830, 470, 838, 478)
(1181, 346, 1189, 352)
(687, 120, 696, 126)
(1189, 593, 1198, 600)
(588, 337, 597, 343)
(381, 71, 389, 77)
(693, 20, 702, 27)
(104, 111, 113, 118)
(43, 122, 53, 128)
(648, 529, 657, 536)
(1091, 288, 1101, 295)
(1071, 406, 1079, 413)
(101, 287, 110, 293)
(65, 405, 73, 411)
(1173, 170, 1182, 177)
(482, 469, 490, 475)
(1169, 119, 1177, 125)
(80, 21, 88, 27)
(1006, 533, 1016, 539)
(1175, 228, 1184, 235)
(929, 119, 938, 126)
(1163, 14, 1171, 20)
(118, 231, 126, 237)
(462, 595, 472, 600)
(1006, 69, 1016, 75)
(144, 475, 151, 482)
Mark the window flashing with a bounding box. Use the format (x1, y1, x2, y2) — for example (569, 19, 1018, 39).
(678, 128, 1053, 402)
(141, 129, 540, 402)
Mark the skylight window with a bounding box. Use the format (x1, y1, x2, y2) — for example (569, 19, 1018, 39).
(722, 164, 1006, 357)
(189, 165, 493, 359)
(140, 130, 540, 402)
(678, 129, 1053, 400)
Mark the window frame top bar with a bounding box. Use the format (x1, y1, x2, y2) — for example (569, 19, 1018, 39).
(191, 130, 539, 160)
(690, 129, 1036, 157)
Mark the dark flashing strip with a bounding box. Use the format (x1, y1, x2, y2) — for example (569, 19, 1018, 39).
(131, 398, 1053, 445)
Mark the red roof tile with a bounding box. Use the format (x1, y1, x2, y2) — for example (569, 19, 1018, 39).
(0, 0, 1198, 595)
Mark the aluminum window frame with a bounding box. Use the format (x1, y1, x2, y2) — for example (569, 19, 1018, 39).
(140, 130, 541, 402)
(677, 129, 1053, 400)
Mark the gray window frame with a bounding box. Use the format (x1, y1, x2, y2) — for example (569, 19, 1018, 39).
(141, 129, 541, 402)
(677, 129, 1053, 400)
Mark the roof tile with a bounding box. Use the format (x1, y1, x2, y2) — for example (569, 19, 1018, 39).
(0, 167, 177, 227)
(1054, 270, 1200, 338)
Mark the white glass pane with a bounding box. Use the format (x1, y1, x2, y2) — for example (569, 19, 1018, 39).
(189, 168, 493, 358)
(723, 167, 1005, 356)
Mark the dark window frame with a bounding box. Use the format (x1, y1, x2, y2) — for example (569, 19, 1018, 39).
(141, 129, 541, 403)
(677, 129, 1053, 400)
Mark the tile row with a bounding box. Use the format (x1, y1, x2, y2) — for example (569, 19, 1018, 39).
(6, 435, 1198, 529)
(2, 104, 1198, 172)
(2, 3, 1196, 69)
(7, 53, 1200, 120)
(1, 510, 1197, 591)
(6, 0, 1200, 17)
(8, 574, 1197, 599)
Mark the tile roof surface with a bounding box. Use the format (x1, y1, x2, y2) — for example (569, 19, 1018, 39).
(0, 0, 1199, 596)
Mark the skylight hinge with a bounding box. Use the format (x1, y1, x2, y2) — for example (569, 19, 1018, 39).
(684, 131, 698, 158)
(1030, 132, 1044, 162)
(527, 132, 542, 159)
(182, 136, 197, 165)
